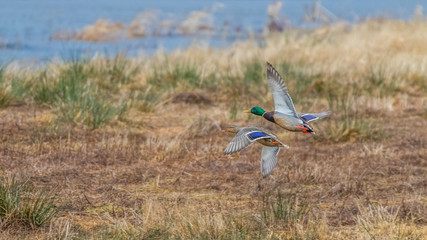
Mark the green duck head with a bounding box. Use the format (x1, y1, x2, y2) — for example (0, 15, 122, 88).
(244, 106, 266, 116)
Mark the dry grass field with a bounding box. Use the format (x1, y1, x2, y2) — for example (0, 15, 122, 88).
(0, 19, 426, 239)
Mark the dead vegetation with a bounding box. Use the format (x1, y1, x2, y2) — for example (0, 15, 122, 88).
(0, 19, 426, 239)
(53, 8, 217, 42)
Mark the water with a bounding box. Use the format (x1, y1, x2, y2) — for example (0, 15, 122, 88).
(0, 0, 425, 62)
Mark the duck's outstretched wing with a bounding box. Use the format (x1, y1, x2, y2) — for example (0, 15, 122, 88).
(224, 127, 272, 155)
(266, 62, 298, 118)
(261, 146, 280, 177)
(298, 111, 330, 123)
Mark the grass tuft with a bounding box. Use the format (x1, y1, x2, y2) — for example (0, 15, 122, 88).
(356, 204, 425, 239)
(0, 88, 12, 108)
(262, 190, 310, 227)
(133, 86, 160, 113)
(89, 54, 139, 91)
(0, 66, 28, 107)
(364, 66, 399, 97)
(31, 60, 129, 129)
(319, 96, 382, 142)
(149, 64, 201, 90)
(243, 61, 264, 93)
(0, 67, 11, 107)
(280, 62, 320, 104)
(0, 177, 57, 229)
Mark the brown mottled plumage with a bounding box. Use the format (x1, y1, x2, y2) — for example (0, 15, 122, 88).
(224, 126, 289, 177)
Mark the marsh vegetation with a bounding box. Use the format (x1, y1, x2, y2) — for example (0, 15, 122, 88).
(0, 19, 426, 239)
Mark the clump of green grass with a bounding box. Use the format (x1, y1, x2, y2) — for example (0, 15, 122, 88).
(133, 86, 159, 113)
(243, 61, 264, 92)
(364, 66, 399, 97)
(32, 61, 88, 105)
(319, 96, 382, 142)
(0, 66, 28, 107)
(54, 88, 121, 130)
(32, 70, 54, 104)
(223, 61, 268, 101)
(407, 72, 427, 93)
(279, 61, 321, 104)
(1, 57, 136, 130)
(145, 63, 212, 111)
(31, 60, 128, 129)
(262, 190, 310, 227)
(229, 100, 238, 120)
(149, 64, 200, 90)
(0, 88, 12, 108)
(0, 67, 11, 107)
(89, 54, 139, 91)
(0, 177, 58, 229)
(260, 190, 323, 239)
(312, 76, 345, 100)
(104, 54, 139, 86)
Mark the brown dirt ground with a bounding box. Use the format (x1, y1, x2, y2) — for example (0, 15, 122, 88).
(0, 90, 426, 237)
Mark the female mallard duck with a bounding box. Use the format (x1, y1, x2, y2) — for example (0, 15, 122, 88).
(224, 126, 289, 177)
(245, 62, 329, 134)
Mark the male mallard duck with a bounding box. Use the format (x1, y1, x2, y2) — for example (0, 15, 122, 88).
(245, 62, 329, 134)
(224, 126, 289, 177)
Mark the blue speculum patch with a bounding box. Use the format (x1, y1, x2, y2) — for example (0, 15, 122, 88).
(248, 131, 267, 140)
(301, 114, 318, 122)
